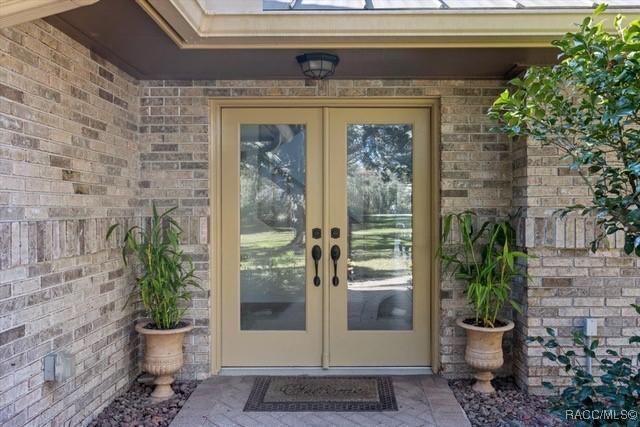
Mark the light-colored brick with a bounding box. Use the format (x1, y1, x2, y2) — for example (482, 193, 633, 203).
(2, 13, 637, 425)
(1, 19, 139, 427)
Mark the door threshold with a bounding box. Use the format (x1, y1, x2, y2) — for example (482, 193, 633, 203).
(218, 367, 433, 376)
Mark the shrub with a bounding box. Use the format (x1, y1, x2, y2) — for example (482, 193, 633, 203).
(489, 4, 640, 255)
(529, 304, 640, 427)
(490, 6, 640, 422)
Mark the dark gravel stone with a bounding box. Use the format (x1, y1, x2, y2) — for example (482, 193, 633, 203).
(449, 377, 567, 427)
(88, 376, 199, 427)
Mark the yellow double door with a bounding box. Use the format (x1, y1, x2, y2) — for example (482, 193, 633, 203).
(220, 106, 431, 368)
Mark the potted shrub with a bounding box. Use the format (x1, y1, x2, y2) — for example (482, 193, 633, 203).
(439, 211, 529, 393)
(107, 205, 200, 401)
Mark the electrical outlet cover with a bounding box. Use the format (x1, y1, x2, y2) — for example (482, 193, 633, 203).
(43, 353, 56, 381)
(55, 351, 75, 381)
(585, 318, 598, 336)
(43, 351, 75, 382)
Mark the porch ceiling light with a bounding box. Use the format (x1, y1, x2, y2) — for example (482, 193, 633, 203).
(296, 52, 340, 79)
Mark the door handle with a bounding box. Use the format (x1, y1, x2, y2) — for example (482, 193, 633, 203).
(330, 244, 341, 286)
(311, 245, 322, 287)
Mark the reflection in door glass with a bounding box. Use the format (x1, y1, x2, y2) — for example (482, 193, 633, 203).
(347, 124, 413, 330)
(240, 124, 306, 330)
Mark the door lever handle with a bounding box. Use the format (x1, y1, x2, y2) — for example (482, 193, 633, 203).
(330, 244, 341, 286)
(311, 245, 322, 287)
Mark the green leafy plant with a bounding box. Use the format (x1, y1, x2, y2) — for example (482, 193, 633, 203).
(438, 211, 529, 327)
(529, 304, 640, 427)
(490, 6, 640, 422)
(489, 4, 640, 255)
(106, 205, 200, 330)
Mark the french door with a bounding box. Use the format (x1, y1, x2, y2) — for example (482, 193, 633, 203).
(220, 106, 431, 367)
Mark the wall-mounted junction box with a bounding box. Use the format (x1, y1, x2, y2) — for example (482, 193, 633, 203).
(43, 352, 75, 382)
(585, 318, 598, 337)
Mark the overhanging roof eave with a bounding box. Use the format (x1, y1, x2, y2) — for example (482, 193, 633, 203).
(139, 0, 640, 49)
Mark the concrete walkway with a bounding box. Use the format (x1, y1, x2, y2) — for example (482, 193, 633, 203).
(170, 375, 471, 427)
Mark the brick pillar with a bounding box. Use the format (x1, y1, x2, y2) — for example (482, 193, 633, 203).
(511, 136, 530, 391)
(513, 138, 640, 394)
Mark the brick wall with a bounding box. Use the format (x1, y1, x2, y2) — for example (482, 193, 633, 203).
(138, 79, 511, 379)
(514, 138, 640, 394)
(0, 21, 141, 426)
(5, 16, 630, 425)
(138, 80, 211, 380)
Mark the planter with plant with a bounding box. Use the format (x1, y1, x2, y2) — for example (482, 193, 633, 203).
(107, 205, 200, 402)
(439, 211, 529, 393)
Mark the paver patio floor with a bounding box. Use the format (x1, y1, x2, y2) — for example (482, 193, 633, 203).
(170, 375, 471, 427)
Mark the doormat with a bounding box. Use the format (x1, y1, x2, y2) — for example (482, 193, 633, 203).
(244, 376, 397, 412)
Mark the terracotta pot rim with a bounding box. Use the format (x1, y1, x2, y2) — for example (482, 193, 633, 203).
(456, 317, 514, 333)
(135, 320, 193, 335)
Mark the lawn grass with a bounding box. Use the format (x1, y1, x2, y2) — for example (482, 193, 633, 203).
(239, 214, 413, 329)
(240, 214, 412, 280)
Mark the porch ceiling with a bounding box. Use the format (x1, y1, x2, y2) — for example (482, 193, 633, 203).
(47, 0, 558, 80)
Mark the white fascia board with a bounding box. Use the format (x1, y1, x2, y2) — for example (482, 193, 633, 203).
(0, 0, 99, 28)
(140, 0, 640, 48)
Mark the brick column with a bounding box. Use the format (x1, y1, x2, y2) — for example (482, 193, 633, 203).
(513, 138, 640, 394)
(511, 136, 530, 391)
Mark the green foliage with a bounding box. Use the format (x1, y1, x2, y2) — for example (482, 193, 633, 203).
(438, 211, 529, 327)
(347, 124, 412, 183)
(489, 5, 640, 255)
(106, 205, 200, 329)
(529, 304, 640, 427)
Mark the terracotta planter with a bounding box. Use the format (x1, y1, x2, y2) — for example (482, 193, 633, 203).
(135, 321, 193, 402)
(456, 317, 514, 394)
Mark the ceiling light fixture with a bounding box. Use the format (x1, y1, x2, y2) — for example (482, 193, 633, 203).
(296, 52, 340, 80)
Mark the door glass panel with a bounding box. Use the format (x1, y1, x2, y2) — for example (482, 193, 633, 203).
(240, 124, 306, 330)
(346, 124, 413, 330)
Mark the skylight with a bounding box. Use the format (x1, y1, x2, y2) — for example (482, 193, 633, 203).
(264, 0, 640, 9)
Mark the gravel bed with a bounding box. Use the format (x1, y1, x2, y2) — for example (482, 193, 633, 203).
(449, 377, 566, 427)
(89, 377, 198, 427)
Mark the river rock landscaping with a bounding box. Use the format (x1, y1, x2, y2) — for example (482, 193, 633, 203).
(449, 377, 566, 427)
(88, 377, 198, 427)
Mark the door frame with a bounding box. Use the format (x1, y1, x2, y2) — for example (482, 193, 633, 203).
(209, 97, 441, 374)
